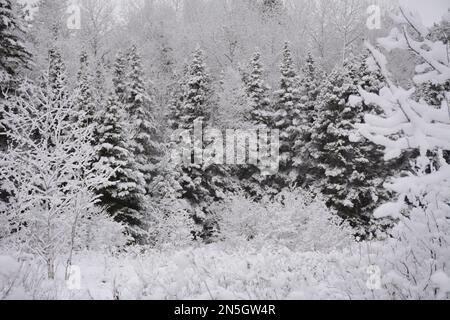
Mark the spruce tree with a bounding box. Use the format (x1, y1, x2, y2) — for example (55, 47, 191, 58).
(292, 52, 323, 186)
(170, 48, 228, 241)
(91, 59, 107, 122)
(179, 48, 212, 128)
(168, 64, 188, 130)
(238, 52, 284, 197)
(29, 46, 71, 145)
(93, 52, 149, 241)
(308, 55, 392, 224)
(273, 42, 301, 176)
(125, 45, 163, 193)
(112, 51, 128, 103)
(74, 51, 96, 127)
(47, 46, 68, 102)
(245, 52, 272, 127)
(94, 93, 147, 241)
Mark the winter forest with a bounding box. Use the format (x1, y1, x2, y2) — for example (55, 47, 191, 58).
(0, 0, 449, 300)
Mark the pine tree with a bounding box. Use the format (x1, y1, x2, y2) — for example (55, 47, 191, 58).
(168, 64, 188, 130)
(308, 55, 393, 224)
(74, 51, 96, 127)
(236, 52, 285, 197)
(31, 45, 70, 143)
(125, 45, 163, 193)
(93, 61, 106, 101)
(273, 42, 301, 175)
(292, 52, 323, 186)
(153, 32, 176, 124)
(47, 46, 68, 102)
(155, 32, 175, 82)
(112, 51, 128, 103)
(179, 48, 212, 128)
(300, 53, 322, 104)
(170, 47, 228, 241)
(93, 52, 150, 242)
(94, 93, 147, 241)
(245, 52, 272, 127)
(91, 59, 107, 121)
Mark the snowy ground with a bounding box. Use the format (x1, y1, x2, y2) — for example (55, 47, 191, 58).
(0, 241, 395, 300)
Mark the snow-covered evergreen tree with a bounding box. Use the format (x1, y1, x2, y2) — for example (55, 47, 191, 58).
(47, 46, 68, 102)
(170, 47, 229, 241)
(153, 32, 176, 113)
(178, 48, 213, 129)
(245, 52, 272, 127)
(93, 51, 149, 242)
(292, 52, 323, 186)
(125, 45, 163, 193)
(112, 51, 129, 103)
(94, 93, 146, 241)
(29, 46, 70, 143)
(168, 64, 188, 130)
(273, 42, 301, 175)
(300, 52, 322, 100)
(93, 60, 106, 104)
(74, 51, 96, 127)
(307, 55, 393, 224)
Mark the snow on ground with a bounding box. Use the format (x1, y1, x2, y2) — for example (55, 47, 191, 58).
(0, 241, 388, 300)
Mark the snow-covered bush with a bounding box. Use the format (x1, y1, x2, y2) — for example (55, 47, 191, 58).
(144, 197, 199, 249)
(215, 189, 353, 252)
(75, 209, 129, 252)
